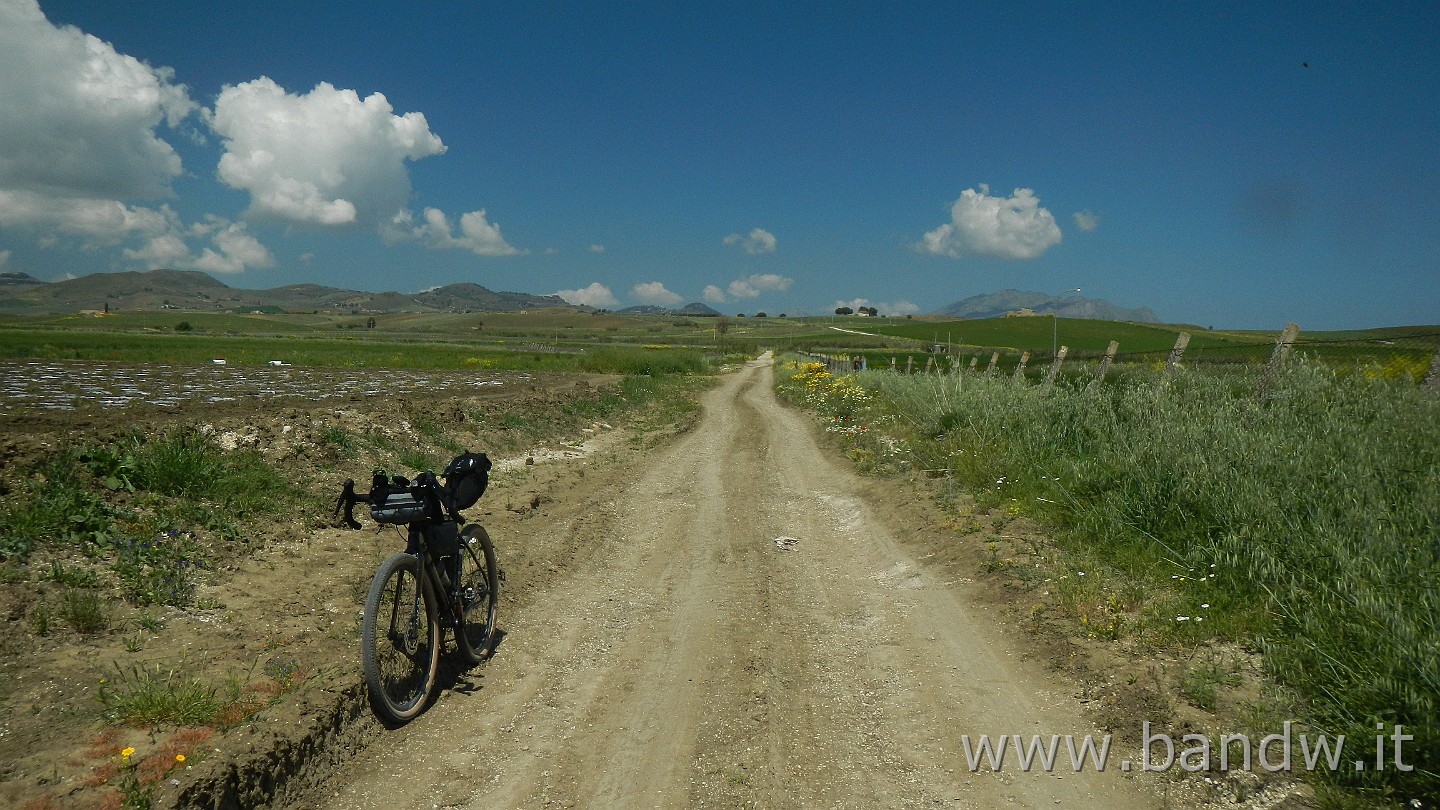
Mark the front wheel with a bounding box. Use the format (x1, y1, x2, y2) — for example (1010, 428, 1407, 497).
(361, 552, 439, 724)
(454, 525, 500, 665)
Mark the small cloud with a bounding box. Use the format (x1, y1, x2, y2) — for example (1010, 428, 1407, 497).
(122, 218, 274, 274)
(632, 281, 683, 306)
(544, 247, 559, 255)
(1073, 210, 1099, 232)
(702, 284, 726, 304)
(835, 297, 919, 316)
(918, 184, 1062, 260)
(588, 244, 605, 253)
(555, 282, 618, 308)
(387, 207, 523, 256)
(727, 273, 793, 299)
(723, 227, 777, 255)
(299, 252, 314, 264)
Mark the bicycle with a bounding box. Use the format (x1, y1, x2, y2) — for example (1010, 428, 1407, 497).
(334, 453, 499, 725)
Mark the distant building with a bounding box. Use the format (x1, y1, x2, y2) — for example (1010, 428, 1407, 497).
(1005, 307, 1038, 317)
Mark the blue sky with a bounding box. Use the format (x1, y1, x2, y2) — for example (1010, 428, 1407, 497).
(1, 1, 1436, 328)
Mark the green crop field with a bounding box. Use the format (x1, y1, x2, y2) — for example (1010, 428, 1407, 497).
(861, 316, 1263, 355)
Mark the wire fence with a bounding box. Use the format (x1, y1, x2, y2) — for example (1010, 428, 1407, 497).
(798, 323, 1440, 391)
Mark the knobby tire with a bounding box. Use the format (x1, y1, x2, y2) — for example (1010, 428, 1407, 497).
(455, 524, 500, 665)
(361, 552, 439, 724)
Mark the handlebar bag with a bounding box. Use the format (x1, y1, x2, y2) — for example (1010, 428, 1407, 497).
(442, 452, 491, 511)
(369, 482, 431, 524)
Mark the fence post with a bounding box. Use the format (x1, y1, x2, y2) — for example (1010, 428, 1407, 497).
(924, 356, 934, 374)
(1154, 332, 1191, 393)
(1042, 345, 1069, 388)
(1424, 346, 1440, 392)
(1255, 322, 1301, 398)
(890, 357, 897, 372)
(985, 351, 1000, 375)
(1164, 332, 1191, 378)
(1012, 351, 1031, 380)
(905, 356, 914, 374)
(1088, 341, 1120, 391)
(969, 356, 979, 373)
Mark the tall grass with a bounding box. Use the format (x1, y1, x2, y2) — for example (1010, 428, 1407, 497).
(786, 359, 1439, 802)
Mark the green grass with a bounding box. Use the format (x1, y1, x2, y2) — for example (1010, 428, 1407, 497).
(0, 452, 116, 557)
(779, 356, 1440, 802)
(862, 316, 1257, 355)
(1, 428, 294, 605)
(59, 588, 112, 634)
(0, 325, 718, 374)
(98, 664, 224, 726)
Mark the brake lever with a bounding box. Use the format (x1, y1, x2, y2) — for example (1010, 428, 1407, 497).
(336, 479, 363, 530)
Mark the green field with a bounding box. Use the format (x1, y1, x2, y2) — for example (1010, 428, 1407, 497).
(2, 310, 1435, 379)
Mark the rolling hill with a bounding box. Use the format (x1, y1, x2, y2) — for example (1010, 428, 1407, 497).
(0, 269, 573, 315)
(933, 289, 1159, 322)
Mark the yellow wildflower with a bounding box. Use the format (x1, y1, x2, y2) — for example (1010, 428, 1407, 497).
(121, 746, 135, 759)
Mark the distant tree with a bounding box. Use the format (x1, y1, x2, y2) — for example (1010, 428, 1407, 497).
(778, 313, 787, 318)
(755, 311, 767, 318)
(736, 313, 746, 318)
(835, 306, 854, 315)
(175, 321, 192, 332)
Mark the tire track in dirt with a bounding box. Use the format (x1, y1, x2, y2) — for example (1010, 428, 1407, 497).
(305, 354, 1162, 809)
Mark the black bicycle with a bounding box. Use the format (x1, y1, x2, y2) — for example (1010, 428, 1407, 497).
(334, 452, 499, 724)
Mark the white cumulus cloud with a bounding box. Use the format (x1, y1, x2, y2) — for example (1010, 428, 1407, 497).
(0, 0, 196, 250)
(919, 185, 1062, 260)
(387, 207, 521, 256)
(588, 244, 605, 253)
(835, 298, 920, 317)
(123, 217, 274, 274)
(632, 281, 683, 306)
(726, 273, 793, 299)
(723, 227, 777, 255)
(702, 284, 727, 304)
(1073, 210, 1099, 232)
(205, 78, 446, 227)
(0, 0, 195, 203)
(555, 282, 618, 308)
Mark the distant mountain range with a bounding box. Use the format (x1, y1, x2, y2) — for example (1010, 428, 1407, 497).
(933, 289, 1158, 323)
(617, 302, 723, 317)
(0, 270, 1159, 323)
(0, 269, 573, 315)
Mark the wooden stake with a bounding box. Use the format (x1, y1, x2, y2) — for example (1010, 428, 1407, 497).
(1256, 322, 1301, 399)
(1043, 345, 1069, 388)
(1088, 340, 1119, 391)
(1012, 351, 1031, 380)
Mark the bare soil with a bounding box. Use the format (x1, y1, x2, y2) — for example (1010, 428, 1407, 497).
(0, 355, 1313, 809)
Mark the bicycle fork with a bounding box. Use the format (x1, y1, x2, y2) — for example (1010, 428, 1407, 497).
(388, 566, 425, 656)
(422, 552, 467, 629)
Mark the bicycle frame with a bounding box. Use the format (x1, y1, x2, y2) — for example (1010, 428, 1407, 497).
(403, 524, 467, 630)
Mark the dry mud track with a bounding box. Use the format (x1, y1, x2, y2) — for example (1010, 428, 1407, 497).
(307, 353, 1159, 809)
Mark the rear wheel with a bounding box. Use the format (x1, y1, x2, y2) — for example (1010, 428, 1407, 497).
(454, 525, 500, 665)
(361, 552, 439, 724)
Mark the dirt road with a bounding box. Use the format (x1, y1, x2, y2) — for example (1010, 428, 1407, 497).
(308, 353, 1160, 809)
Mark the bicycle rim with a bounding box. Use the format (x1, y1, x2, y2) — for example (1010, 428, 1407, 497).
(361, 553, 439, 723)
(455, 525, 499, 665)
